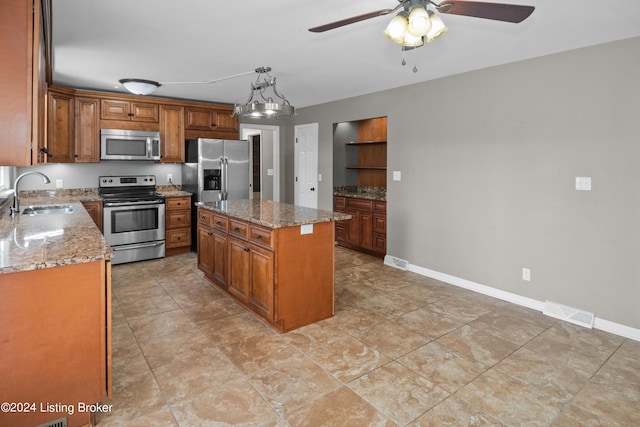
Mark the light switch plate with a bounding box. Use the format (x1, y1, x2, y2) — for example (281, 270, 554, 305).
(300, 224, 313, 235)
(56, 179, 63, 188)
(393, 171, 402, 181)
(267, 169, 274, 176)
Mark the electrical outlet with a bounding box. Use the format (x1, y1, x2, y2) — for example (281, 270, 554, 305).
(56, 179, 63, 189)
(167, 173, 173, 183)
(522, 268, 531, 281)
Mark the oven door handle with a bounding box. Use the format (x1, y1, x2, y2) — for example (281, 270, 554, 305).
(104, 200, 164, 207)
(111, 241, 165, 251)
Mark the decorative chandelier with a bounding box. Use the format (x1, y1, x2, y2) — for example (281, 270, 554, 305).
(383, 0, 448, 48)
(232, 67, 295, 119)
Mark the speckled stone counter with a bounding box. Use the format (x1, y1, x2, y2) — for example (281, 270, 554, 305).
(333, 186, 386, 201)
(156, 186, 192, 198)
(0, 200, 112, 274)
(198, 199, 351, 229)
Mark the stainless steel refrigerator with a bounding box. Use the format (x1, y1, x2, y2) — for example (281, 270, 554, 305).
(182, 138, 251, 248)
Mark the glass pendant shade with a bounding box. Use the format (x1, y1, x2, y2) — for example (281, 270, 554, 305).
(426, 12, 448, 42)
(383, 12, 409, 44)
(119, 79, 160, 95)
(407, 6, 431, 36)
(402, 31, 424, 47)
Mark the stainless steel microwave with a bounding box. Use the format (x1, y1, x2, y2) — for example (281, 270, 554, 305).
(100, 129, 161, 161)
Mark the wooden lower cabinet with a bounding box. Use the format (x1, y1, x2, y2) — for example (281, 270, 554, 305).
(197, 208, 334, 332)
(0, 261, 112, 427)
(335, 196, 386, 257)
(165, 195, 192, 256)
(82, 200, 103, 232)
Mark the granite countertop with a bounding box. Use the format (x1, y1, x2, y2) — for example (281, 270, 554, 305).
(333, 186, 386, 201)
(0, 200, 112, 274)
(156, 186, 192, 198)
(198, 199, 351, 229)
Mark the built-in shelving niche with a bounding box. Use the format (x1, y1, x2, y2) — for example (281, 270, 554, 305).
(333, 117, 387, 188)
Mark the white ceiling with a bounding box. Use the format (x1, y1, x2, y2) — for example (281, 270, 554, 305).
(52, 0, 640, 109)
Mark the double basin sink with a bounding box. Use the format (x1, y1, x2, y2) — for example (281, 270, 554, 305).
(22, 204, 74, 216)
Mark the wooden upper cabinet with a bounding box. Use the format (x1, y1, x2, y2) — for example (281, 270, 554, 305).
(47, 89, 75, 163)
(159, 105, 185, 163)
(101, 99, 159, 122)
(75, 97, 100, 162)
(358, 117, 387, 142)
(185, 106, 238, 133)
(0, 0, 48, 166)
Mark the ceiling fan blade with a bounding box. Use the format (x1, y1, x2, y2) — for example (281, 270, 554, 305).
(437, 1, 535, 23)
(308, 9, 394, 33)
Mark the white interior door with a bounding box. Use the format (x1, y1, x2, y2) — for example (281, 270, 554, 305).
(294, 123, 318, 209)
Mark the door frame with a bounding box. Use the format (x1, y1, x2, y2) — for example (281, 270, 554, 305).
(239, 124, 280, 202)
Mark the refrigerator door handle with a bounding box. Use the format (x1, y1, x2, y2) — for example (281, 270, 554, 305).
(224, 157, 230, 200)
(219, 156, 225, 200)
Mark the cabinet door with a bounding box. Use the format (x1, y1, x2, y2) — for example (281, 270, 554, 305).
(131, 102, 159, 122)
(345, 209, 359, 245)
(213, 109, 238, 132)
(249, 244, 274, 320)
(160, 105, 185, 163)
(197, 226, 214, 277)
(81, 201, 103, 232)
(75, 97, 100, 162)
(212, 230, 228, 289)
(228, 237, 250, 302)
(101, 99, 130, 120)
(185, 107, 214, 130)
(47, 90, 75, 163)
(360, 211, 374, 250)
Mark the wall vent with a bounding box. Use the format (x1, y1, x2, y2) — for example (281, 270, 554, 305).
(36, 418, 67, 427)
(543, 300, 595, 328)
(384, 255, 409, 271)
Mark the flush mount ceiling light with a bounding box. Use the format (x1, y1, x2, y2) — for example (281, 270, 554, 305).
(232, 67, 295, 119)
(119, 79, 161, 96)
(118, 69, 257, 96)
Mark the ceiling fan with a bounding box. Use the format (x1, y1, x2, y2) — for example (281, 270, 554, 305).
(309, 0, 535, 34)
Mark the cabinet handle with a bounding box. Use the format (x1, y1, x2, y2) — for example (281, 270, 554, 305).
(243, 247, 250, 252)
(207, 231, 212, 236)
(233, 227, 240, 232)
(201, 215, 206, 220)
(255, 234, 262, 239)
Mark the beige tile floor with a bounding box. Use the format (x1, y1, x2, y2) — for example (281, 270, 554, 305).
(97, 247, 640, 426)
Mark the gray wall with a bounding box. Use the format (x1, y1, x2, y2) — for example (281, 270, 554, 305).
(293, 37, 640, 330)
(261, 131, 274, 201)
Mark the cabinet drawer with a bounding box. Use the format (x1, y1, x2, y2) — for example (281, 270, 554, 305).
(166, 228, 191, 248)
(373, 201, 386, 214)
(346, 198, 373, 211)
(166, 196, 190, 210)
(229, 219, 249, 239)
(198, 209, 213, 227)
(334, 196, 346, 210)
(167, 210, 190, 229)
(249, 225, 273, 249)
(212, 214, 228, 232)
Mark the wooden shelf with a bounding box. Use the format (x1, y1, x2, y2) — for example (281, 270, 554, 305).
(346, 166, 387, 170)
(346, 140, 387, 145)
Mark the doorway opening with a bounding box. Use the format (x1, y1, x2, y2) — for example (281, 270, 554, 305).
(239, 124, 280, 202)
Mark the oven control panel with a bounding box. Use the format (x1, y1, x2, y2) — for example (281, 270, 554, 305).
(99, 175, 156, 187)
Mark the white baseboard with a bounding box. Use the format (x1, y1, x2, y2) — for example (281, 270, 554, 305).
(389, 257, 640, 342)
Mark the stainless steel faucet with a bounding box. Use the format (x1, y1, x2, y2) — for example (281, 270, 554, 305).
(10, 171, 51, 215)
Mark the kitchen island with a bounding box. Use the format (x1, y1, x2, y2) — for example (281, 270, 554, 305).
(197, 199, 351, 332)
(0, 201, 112, 427)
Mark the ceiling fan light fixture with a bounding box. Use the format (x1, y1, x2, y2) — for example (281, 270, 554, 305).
(119, 78, 161, 95)
(402, 31, 424, 47)
(426, 11, 448, 42)
(407, 5, 431, 36)
(383, 11, 409, 44)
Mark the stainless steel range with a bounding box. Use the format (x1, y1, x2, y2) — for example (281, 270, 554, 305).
(99, 175, 165, 265)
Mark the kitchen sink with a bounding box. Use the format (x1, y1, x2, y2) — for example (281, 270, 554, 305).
(22, 204, 75, 215)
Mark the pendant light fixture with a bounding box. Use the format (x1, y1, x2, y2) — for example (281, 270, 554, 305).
(232, 67, 295, 119)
